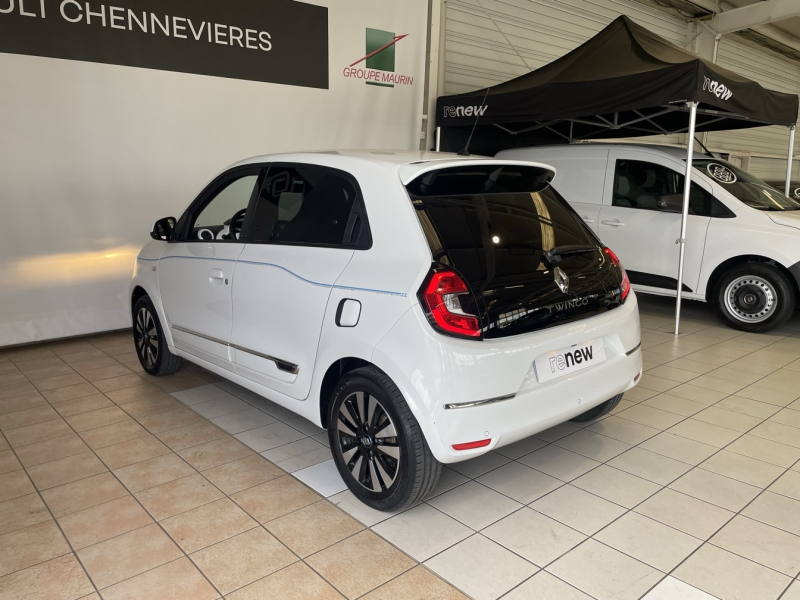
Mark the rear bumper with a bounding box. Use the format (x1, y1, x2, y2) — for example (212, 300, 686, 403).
(373, 293, 642, 463)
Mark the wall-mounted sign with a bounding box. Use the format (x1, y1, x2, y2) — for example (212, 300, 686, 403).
(0, 0, 328, 88)
(342, 27, 414, 88)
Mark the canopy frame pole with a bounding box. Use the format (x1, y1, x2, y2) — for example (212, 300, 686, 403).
(674, 101, 698, 336)
(785, 124, 795, 197)
(435, 127, 441, 152)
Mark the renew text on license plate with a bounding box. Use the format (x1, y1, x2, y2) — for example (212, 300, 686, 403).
(534, 339, 606, 383)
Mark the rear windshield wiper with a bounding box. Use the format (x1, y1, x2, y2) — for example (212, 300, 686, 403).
(542, 245, 600, 266)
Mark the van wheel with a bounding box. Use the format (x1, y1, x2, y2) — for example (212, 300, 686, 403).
(715, 264, 795, 333)
(328, 366, 441, 511)
(570, 394, 623, 422)
(132, 296, 182, 376)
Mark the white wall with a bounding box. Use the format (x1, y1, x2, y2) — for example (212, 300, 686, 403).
(0, 0, 429, 346)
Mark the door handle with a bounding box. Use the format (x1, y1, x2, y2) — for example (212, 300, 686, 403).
(209, 268, 226, 285)
(601, 219, 625, 226)
(580, 215, 595, 223)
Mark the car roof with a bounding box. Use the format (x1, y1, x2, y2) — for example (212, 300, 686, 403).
(228, 150, 552, 185)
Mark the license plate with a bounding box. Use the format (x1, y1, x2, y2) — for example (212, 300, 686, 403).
(534, 339, 607, 383)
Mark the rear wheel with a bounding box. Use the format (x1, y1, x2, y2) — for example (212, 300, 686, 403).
(715, 263, 795, 333)
(132, 296, 182, 376)
(570, 394, 623, 422)
(328, 366, 440, 511)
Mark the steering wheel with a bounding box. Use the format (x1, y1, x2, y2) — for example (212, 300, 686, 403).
(226, 208, 248, 240)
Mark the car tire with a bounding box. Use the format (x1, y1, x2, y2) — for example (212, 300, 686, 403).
(132, 295, 182, 376)
(570, 393, 623, 422)
(715, 263, 795, 333)
(328, 366, 441, 511)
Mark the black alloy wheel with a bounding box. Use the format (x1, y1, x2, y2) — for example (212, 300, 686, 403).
(132, 295, 182, 376)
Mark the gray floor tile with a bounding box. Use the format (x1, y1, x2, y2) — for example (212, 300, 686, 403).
(530, 485, 626, 536)
(476, 461, 563, 504)
(710, 515, 800, 576)
(210, 407, 277, 435)
(669, 468, 761, 512)
(372, 503, 472, 561)
(234, 421, 307, 452)
(190, 395, 250, 419)
(635, 488, 734, 539)
(427, 481, 522, 530)
(518, 445, 601, 482)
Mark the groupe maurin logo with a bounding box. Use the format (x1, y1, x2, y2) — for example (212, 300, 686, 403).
(342, 28, 414, 87)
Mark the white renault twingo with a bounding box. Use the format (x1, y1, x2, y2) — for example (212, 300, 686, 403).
(131, 151, 642, 510)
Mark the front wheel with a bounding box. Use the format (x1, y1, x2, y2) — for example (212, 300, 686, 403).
(132, 295, 182, 376)
(328, 366, 441, 511)
(715, 263, 795, 333)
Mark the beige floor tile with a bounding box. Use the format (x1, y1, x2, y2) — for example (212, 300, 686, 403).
(502, 570, 592, 600)
(0, 449, 21, 475)
(104, 383, 165, 405)
(0, 405, 60, 431)
(80, 419, 149, 449)
(65, 406, 130, 432)
(571, 465, 661, 509)
(547, 538, 663, 600)
(428, 481, 522, 530)
(78, 523, 182, 588)
(607, 447, 691, 485)
(14, 433, 90, 469)
(231, 475, 319, 523)
(202, 454, 284, 495)
(585, 416, 661, 444)
(493, 436, 548, 460)
(716, 396, 781, 419)
(533, 421, 583, 443)
(190, 526, 296, 595)
(0, 469, 35, 502)
(711, 515, 800, 576)
(120, 395, 183, 418)
(663, 384, 728, 405)
(0, 493, 51, 536)
(0, 392, 48, 416)
(0, 520, 71, 577)
(0, 372, 30, 387)
(476, 461, 563, 504)
(41, 383, 99, 404)
(14, 356, 66, 373)
(615, 404, 686, 430)
(595, 511, 702, 571)
(227, 561, 345, 600)
(674, 543, 789, 600)
(27, 451, 107, 490)
(114, 452, 195, 493)
(137, 406, 205, 434)
(670, 468, 760, 512)
(517, 444, 601, 482)
(361, 565, 467, 600)
(700, 450, 784, 488)
(742, 491, 800, 536)
(95, 435, 171, 470)
(135, 473, 223, 521)
(33, 373, 88, 392)
(692, 406, 763, 433)
(783, 580, 800, 600)
(58, 349, 108, 364)
(0, 382, 38, 401)
(67, 356, 120, 373)
(637, 374, 683, 393)
(530, 484, 626, 535)
(156, 420, 227, 451)
(160, 497, 256, 553)
(424, 534, 537, 600)
(635, 488, 734, 539)
(41, 472, 128, 518)
(92, 374, 148, 393)
(770, 408, 800, 429)
(621, 385, 661, 402)
(177, 435, 252, 471)
(53, 395, 113, 418)
(737, 384, 799, 407)
(23, 365, 76, 382)
(768, 469, 800, 501)
(58, 496, 152, 550)
(4, 419, 72, 448)
(750, 420, 800, 449)
(371, 503, 470, 562)
(639, 432, 718, 465)
(80, 364, 134, 383)
(667, 419, 741, 448)
(266, 500, 362, 558)
(726, 434, 800, 468)
(99, 557, 218, 600)
(0, 554, 94, 600)
(446, 451, 510, 478)
(647, 365, 700, 383)
(553, 429, 632, 462)
(482, 506, 585, 567)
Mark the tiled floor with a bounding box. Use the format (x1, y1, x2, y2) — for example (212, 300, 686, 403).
(2, 295, 800, 599)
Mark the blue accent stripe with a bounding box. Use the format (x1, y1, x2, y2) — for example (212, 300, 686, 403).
(150, 254, 407, 297)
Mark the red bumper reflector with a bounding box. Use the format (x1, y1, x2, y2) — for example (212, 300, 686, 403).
(452, 439, 491, 451)
(634, 372, 641, 382)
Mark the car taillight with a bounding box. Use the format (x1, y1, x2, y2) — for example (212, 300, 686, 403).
(420, 269, 482, 338)
(604, 247, 630, 302)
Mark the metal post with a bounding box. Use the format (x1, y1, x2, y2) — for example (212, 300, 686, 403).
(435, 127, 441, 152)
(674, 102, 698, 336)
(785, 124, 795, 197)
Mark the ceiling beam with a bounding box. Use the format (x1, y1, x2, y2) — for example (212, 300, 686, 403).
(708, 0, 800, 35)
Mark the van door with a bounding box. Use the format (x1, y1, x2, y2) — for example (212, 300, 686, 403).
(597, 151, 712, 295)
(159, 168, 263, 370)
(542, 149, 609, 234)
(230, 164, 367, 400)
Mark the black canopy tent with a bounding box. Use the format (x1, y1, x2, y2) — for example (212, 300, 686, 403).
(435, 15, 799, 334)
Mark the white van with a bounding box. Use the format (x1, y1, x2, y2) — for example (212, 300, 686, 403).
(499, 144, 800, 332)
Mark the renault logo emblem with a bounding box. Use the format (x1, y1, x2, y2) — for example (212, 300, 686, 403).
(554, 267, 570, 294)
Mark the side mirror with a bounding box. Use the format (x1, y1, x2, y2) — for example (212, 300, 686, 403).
(657, 194, 694, 215)
(151, 217, 176, 241)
